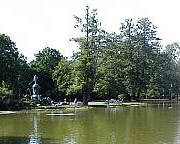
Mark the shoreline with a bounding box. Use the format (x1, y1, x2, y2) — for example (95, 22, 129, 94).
(0, 111, 17, 115)
(0, 102, 177, 113)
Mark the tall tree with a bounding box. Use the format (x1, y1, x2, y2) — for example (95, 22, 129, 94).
(71, 6, 105, 104)
(0, 34, 32, 97)
(135, 18, 161, 99)
(52, 58, 72, 96)
(30, 47, 63, 74)
(0, 34, 19, 86)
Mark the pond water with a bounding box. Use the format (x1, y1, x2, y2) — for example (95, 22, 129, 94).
(0, 106, 180, 144)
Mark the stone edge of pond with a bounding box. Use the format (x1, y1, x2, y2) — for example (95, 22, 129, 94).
(35, 103, 147, 109)
(34, 105, 92, 110)
(0, 111, 17, 115)
(122, 102, 146, 106)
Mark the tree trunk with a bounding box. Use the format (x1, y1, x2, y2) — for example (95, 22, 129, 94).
(83, 93, 88, 105)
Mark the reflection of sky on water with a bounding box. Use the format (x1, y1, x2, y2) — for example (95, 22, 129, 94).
(27, 111, 77, 144)
(28, 114, 41, 144)
(63, 135, 76, 144)
(173, 112, 180, 144)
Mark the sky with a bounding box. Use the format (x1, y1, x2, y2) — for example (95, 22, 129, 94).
(0, 0, 180, 62)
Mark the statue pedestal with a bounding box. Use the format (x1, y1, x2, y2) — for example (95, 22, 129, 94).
(31, 95, 40, 101)
(32, 83, 40, 101)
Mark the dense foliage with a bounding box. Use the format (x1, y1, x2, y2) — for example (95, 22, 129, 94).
(30, 47, 63, 97)
(53, 7, 180, 104)
(1, 7, 180, 108)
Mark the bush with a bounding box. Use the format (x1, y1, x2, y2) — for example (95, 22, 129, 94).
(0, 81, 13, 110)
(18, 99, 37, 109)
(0, 81, 13, 100)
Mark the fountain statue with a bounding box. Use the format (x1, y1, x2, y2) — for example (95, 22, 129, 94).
(31, 75, 40, 101)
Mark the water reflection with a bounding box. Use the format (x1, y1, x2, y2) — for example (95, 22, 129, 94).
(1, 106, 180, 143)
(28, 114, 41, 144)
